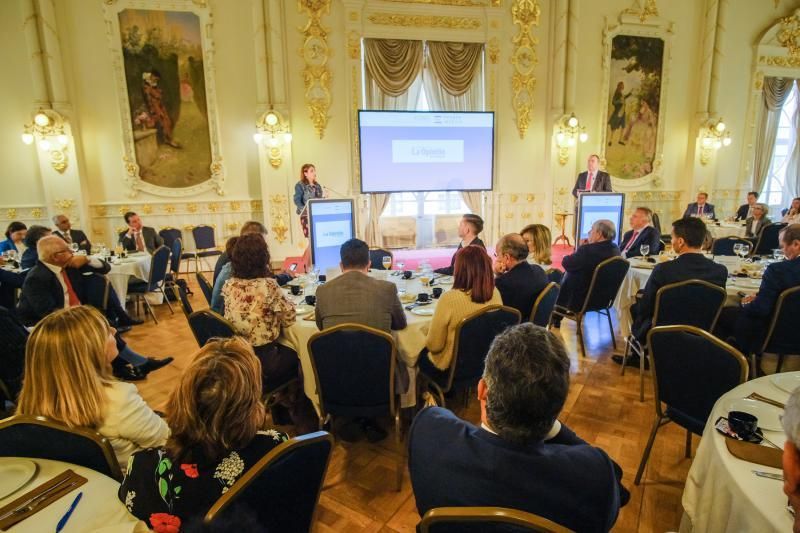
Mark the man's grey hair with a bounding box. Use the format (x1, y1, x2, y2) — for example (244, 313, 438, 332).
(496, 233, 529, 262)
(784, 388, 800, 449)
(593, 219, 616, 241)
(482, 323, 570, 445)
(51, 214, 67, 224)
(37, 235, 68, 263)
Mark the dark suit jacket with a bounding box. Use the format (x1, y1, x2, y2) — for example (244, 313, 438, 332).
(744, 216, 772, 239)
(572, 170, 612, 198)
(0, 306, 28, 400)
(118, 226, 163, 253)
(743, 256, 800, 320)
(632, 253, 728, 339)
(736, 204, 753, 221)
(20, 248, 38, 270)
(619, 226, 661, 258)
(434, 237, 485, 276)
(315, 270, 406, 332)
(17, 260, 111, 326)
(683, 202, 716, 220)
(55, 229, 91, 253)
(409, 407, 624, 533)
(557, 240, 621, 310)
(495, 261, 548, 319)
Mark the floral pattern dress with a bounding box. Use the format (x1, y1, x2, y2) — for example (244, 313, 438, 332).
(221, 277, 296, 347)
(118, 430, 288, 532)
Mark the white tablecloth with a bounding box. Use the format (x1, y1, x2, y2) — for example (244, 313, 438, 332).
(707, 223, 748, 240)
(680, 373, 796, 533)
(0, 458, 138, 533)
(107, 253, 151, 303)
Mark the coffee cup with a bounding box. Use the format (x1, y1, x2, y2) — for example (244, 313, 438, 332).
(318, 274, 327, 283)
(432, 287, 443, 299)
(305, 295, 316, 305)
(290, 285, 302, 296)
(417, 293, 430, 303)
(728, 411, 758, 439)
(403, 270, 413, 279)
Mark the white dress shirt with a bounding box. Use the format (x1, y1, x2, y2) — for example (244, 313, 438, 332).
(41, 258, 107, 309)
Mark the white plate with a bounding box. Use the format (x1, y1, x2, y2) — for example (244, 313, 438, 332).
(436, 276, 453, 285)
(0, 458, 36, 499)
(771, 373, 800, 394)
(726, 398, 783, 431)
(295, 304, 314, 315)
(411, 307, 435, 316)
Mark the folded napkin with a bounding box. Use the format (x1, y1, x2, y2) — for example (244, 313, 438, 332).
(0, 469, 87, 531)
(725, 438, 782, 469)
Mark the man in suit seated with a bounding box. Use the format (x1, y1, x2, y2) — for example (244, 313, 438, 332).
(619, 207, 661, 258)
(572, 154, 612, 198)
(20, 225, 51, 270)
(434, 214, 485, 276)
(314, 238, 407, 442)
(736, 191, 760, 222)
(683, 192, 716, 220)
(118, 211, 163, 253)
(613, 217, 727, 369)
(493, 233, 548, 318)
(52, 214, 91, 253)
(409, 323, 629, 532)
(552, 220, 621, 327)
(16, 236, 172, 381)
(781, 388, 800, 527)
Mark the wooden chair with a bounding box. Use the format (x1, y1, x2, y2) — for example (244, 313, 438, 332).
(187, 309, 236, 347)
(127, 245, 174, 324)
(419, 506, 574, 533)
(529, 282, 560, 327)
(753, 286, 800, 375)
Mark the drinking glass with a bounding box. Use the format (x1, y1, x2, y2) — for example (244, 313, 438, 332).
(419, 274, 431, 288)
(733, 243, 742, 258)
(397, 278, 407, 294)
(7, 250, 17, 263)
(639, 244, 650, 261)
(773, 248, 785, 261)
(396, 261, 405, 271)
(70, 243, 79, 253)
(382, 255, 392, 270)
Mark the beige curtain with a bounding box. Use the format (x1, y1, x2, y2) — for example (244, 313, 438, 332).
(363, 39, 424, 246)
(753, 77, 794, 194)
(461, 191, 483, 214)
(784, 81, 800, 200)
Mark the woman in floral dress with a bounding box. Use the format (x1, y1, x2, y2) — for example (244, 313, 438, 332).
(118, 337, 288, 532)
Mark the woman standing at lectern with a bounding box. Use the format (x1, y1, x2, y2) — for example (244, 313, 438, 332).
(293, 163, 324, 239)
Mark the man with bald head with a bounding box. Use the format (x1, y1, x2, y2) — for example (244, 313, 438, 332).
(493, 233, 549, 318)
(52, 214, 91, 253)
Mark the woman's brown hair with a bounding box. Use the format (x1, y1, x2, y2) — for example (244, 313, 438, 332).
(452, 245, 494, 303)
(166, 337, 266, 462)
(299, 163, 315, 185)
(231, 233, 270, 279)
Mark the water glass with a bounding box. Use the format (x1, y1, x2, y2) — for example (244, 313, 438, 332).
(639, 244, 650, 260)
(70, 243, 79, 253)
(397, 278, 407, 294)
(382, 255, 392, 270)
(396, 261, 405, 271)
(773, 248, 785, 261)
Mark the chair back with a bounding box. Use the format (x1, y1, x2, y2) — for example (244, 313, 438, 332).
(172, 285, 194, 317)
(169, 238, 183, 275)
(754, 223, 788, 255)
(0, 415, 122, 480)
(158, 227, 183, 249)
(760, 286, 800, 355)
(369, 248, 394, 270)
(187, 310, 236, 347)
(420, 507, 574, 533)
(711, 237, 753, 256)
(653, 279, 726, 331)
(580, 256, 630, 313)
(145, 245, 171, 291)
(196, 271, 214, 305)
(545, 268, 563, 284)
(204, 431, 333, 532)
(308, 324, 397, 418)
(529, 282, 560, 327)
(192, 224, 218, 251)
(647, 326, 747, 429)
(445, 305, 521, 391)
(651, 212, 663, 235)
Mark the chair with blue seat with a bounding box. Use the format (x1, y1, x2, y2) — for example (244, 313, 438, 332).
(127, 245, 174, 324)
(753, 286, 800, 375)
(191, 225, 222, 272)
(164, 237, 184, 290)
(171, 285, 194, 318)
(544, 268, 564, 284)
(369, 248, 394, 270)
(160, 227, 196, 268)
(712, 236, 754, 256)
(753, 222, 788, 256)
(186, 309, 236, 347)
(419, 506, 574, 533)
(634, 325, 747, 485)
(529, 282, 560, 328)
(196, 271, 214, 306)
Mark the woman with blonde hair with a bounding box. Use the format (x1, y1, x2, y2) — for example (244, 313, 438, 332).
(119, 337, 288, 530)
(520, 224, 553, 269)
(15, 306, 168, 468)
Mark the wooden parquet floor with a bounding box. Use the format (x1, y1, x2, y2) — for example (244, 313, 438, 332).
(127, 281, 691, 533)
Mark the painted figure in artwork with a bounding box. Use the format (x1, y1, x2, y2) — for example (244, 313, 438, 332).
(143, 71, 179, 148)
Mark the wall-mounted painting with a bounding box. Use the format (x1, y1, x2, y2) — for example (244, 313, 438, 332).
(105, 0, 224, 197)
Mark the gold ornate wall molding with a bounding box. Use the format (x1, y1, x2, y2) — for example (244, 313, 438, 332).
(268, 195, 290, 243)
(621, 0, 659, 24)
(367, 13, 481, 29)
(0, 205, 49, 224)
(777, 13, 800, 58)
(510, 0, 540, 139)
(298, 0, 332, 139)
(381, 0, 493, 5)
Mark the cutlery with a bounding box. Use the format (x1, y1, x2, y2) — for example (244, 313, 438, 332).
(746, 392, 786, 410)
(760, 434, 783, 450)
(0, 476, 77, 522)
(753, 470, 784, 481)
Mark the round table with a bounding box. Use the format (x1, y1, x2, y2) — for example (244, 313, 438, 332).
(707, 222, 748, 240)
(106, 253, 152, 303)
(680, 373, 797, 532)
(0, 458, 139, 532)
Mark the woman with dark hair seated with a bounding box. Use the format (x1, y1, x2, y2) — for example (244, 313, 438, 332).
(119, 337, 288, 531)
(0, 221, 27, 255)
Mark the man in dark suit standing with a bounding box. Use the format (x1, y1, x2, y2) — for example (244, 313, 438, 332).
(736, 191, 760, 221)
(613, 217, 728, 368)
(619, 207, 661, 258)
(553, 220, 621, 325)
(683, 192, 716, 219)
(572, 154, 612, 198)
(119, 211, 163, 253)
(434, 214, 485, 276)
(493, 233, 548, 318)
(52, 214, 91, 253)
(409, 323, 628, 532)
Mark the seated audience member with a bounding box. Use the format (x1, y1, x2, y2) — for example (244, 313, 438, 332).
(781, 387, 800, 527)
(119, 337, 289, 531)
(409, 323, 628, 532)
(20, 225, 51, 269)
(717, 224, 800, 358)
(16, 306, 169, 468)
(783, 197, 800, 224)
(520, 224, 553, 269)
(52, 214, 91, 253)
(0, 256, 25, 312)
(0, 221, 27, 255)
(16, 236, 171, 380)
(420, 245, 502, 378)
(493, 233, 548, 318)
(613, 217, 727, 368)
(745, 203, 771, 239)
(221, 234, 314, 432)
(315, 238, 406, 332)
(736, 191, 760, 221)
(118, 211, 163, 253)
(0, 306, 28, 402)
(434, 214, 486, 276)
(552, 220, 620, 326)
(683, 192, 716, 220)
(619, 207, 661, 258)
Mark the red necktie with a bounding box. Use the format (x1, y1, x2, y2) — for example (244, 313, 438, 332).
(586, 173, 594, 191)
(623, 231, 639, 253)
(698, 205, 703, 216)
(61, 270, 81, 307)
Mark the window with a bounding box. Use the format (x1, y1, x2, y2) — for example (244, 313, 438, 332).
(382, 191, 470, 217)
(761, 83, 799, 210)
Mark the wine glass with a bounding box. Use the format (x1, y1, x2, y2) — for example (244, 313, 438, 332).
(70, 243, 79, 253)
(396, 261, 405, 271)
(733, 243, 743, 258)
(382, 255, 392, 270)
(773, 248, 785, 261)
(639, 244, 650, 262)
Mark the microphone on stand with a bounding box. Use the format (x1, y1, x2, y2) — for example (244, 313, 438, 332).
(322, 185, 347, 198)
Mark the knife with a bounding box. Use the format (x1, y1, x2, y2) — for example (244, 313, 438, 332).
(0, 474, 75, 522)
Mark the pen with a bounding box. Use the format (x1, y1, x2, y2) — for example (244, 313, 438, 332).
(55, 491, 82, 533)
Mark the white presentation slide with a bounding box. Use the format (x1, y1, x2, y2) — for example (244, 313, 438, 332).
(391, 140, 464, 163)
(577, 193, 625, 245)
(314, 220, 352, 248)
